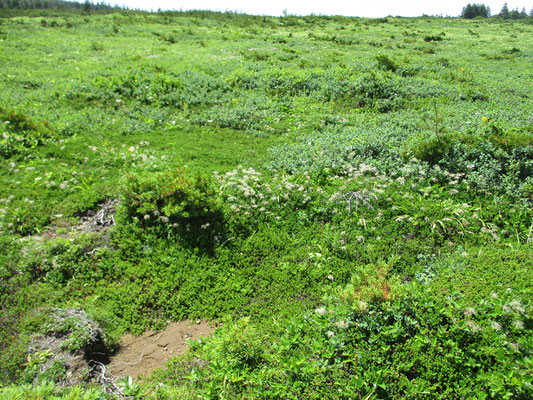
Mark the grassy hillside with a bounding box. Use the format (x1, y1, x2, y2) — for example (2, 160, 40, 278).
(0, 9, 532, 399)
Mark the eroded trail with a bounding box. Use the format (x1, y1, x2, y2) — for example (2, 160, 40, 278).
(108, 320, 214, 378)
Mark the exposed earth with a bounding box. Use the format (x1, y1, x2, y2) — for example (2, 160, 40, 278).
(107, 320, 214, 378)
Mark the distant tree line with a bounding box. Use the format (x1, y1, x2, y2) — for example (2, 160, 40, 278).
(1, 0, 531, 19)
(0, 0, 122, 10)
(497, 3, 531, 19)
(461, 3, 532, 19)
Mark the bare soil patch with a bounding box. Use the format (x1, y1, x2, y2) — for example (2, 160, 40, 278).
(107, 320, 214, 378)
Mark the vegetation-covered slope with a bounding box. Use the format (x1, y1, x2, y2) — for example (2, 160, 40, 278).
(0, 9, 532, 399)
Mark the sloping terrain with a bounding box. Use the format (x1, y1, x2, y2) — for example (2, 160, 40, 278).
(0, 9, 531, 399)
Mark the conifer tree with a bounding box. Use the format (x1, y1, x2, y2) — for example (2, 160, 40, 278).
(500, 3, 510, 18)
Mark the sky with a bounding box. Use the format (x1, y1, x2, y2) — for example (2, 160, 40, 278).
(101, 1, 532, 17)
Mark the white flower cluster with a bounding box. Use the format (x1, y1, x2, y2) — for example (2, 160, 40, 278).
(215, 166, 319, 220)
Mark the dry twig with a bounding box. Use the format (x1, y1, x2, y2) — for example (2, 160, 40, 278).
(90, 360, 132, 398)
(336, 191, 375, 213)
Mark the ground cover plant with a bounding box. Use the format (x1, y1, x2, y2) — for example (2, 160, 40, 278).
(0, 5, 532, 399)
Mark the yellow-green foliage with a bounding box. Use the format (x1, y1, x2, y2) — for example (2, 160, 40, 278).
(338, 260, 402, 308)
(0, 381, 104, 400)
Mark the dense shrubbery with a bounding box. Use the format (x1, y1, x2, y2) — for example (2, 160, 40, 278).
(152, 255, 532, 399)
(0, 106, 54, 158)
(0, 381, 107, 400)
(118, 167, 223, 251)
(73, 70, 230, 110)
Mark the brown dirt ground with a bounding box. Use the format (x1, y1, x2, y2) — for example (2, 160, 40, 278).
(107, 320, 214, 378)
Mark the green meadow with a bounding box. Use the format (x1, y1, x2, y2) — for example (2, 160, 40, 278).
(0, 7, 532, 399)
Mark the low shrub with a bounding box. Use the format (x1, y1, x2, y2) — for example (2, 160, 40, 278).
(403, 126, 533, 196)
(404, 133, 453, 164)
(117, 166, 223, 252)
(424, 34, 444, 42)
(0, 106, 54, 158)
(375, 54, 399, 72)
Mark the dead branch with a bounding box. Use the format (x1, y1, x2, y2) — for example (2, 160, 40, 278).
(90, 360, 133, 399)
(336, 191, 375, 213)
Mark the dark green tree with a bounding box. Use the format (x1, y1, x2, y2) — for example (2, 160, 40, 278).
(0, 0, 119, 10)
(461, 3, 491, 18)
(82, 0, 90, 12)
(509, 8, 520, 19)
(499, 3, 510, 18)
